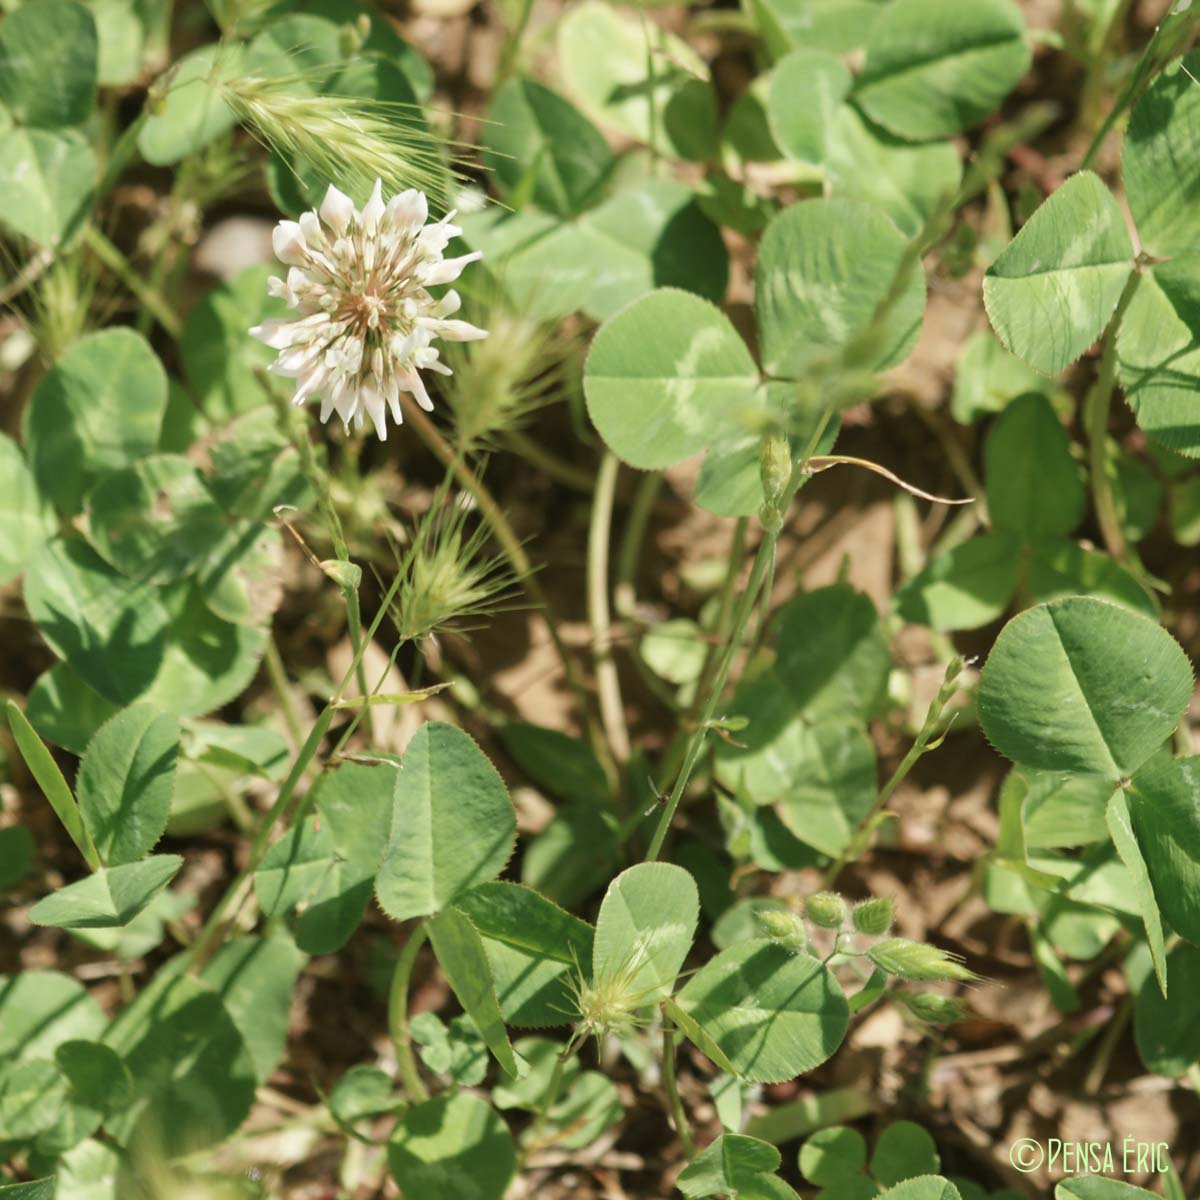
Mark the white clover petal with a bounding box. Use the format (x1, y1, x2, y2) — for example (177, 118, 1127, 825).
(416, 215, 462, 257)
(421, 251, 482, 287)
(383, 374, 403, 426)
(432, 289, 462, 317)
(454, 186, 487, 215)
(272, 220, 308, 267)
(249, 318, 299, 349)
(362, 387, 388, 440)
(298, 211, 324, 246)
(389, 328, 422, 364)
(271, 267, 316, 308)
(361, 178, 385, 235)
(329, 374, 357, 426)
(320, 184, 355, 236)
(386, 188, 427, 232)
(399, 368, 434, 411)
(275, 343, 323, 376)
(414, 344, 449, 372)
(421, 318, 488, 343)
(294, 363, 329, 404)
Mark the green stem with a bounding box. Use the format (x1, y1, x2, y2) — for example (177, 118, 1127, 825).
(608, 469, 684, 727)
(136, 185, 186, 339)
(589, 452, 630, 769)
(692, 517, 747, 703)
(747, 536, 777, 660)
(523, 1035, 580, 1160)
(343, 589, 372, 735)
(498, 0, 534, 80)
(83, 226, 182, 338)
(614, 471, 662, 620)
(388, 925, 430, 1103)
(182, 568, 406, 972)
(62, 111, 149, 248)
(688, 9, 756, 34)
(651, 516, 750, 799)
(505, 430, 595, 493)
(183, 706, 334, 972)
(1086, 268, 1143, 571)
(290, 416, 350, 566)
(910, 403, 988, 515)
(1082, 995, 1132, 1094)
(641, 12, 661, 173)
(645, 414, 832, 861)
(644, 529, 777, 862)
(823, 661, 962, 887)
(283, 404, 374, 739)
(328, 645, 405, 763)
(142, 0, 173, 68)
(400, 396, 607, 763)
(1079, 7, 1200, 171)
(662, 1027, 695, 1160)
(264, 634, 305, 751)
(0, 248, 53, 306)
(954, 103, 1058, 208)
(1076, 0, 1135, 140)
(195, 761, 255, 832)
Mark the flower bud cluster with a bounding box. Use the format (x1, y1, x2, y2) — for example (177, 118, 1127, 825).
(752, 893, 973, 1026)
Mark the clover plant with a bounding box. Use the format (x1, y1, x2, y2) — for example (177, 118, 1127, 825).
(2, 0, 1199, 1197)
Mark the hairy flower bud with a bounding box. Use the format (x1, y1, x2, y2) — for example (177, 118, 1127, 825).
(572, 953, 656, 1041)
(805, 892, 847, 930)
(901, 992, 970, 1024)
(851, 897, 895, 937)
(758, 501, 783, 533)
(320, 559, 363, 590)
(867, 938, 978, 982)
(757, 434, 792, 533)
(759, 434, 793, 508)
(753, 907, 808, 951)
(935, 654, 967, 706)
(338, 15, 369, 55)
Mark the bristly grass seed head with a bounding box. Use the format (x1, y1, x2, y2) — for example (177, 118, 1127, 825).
(385, 488, 519, 644)
(219, 71, 463, 212)
(3, 246, 110, 360)
(438, 284, 582, 451)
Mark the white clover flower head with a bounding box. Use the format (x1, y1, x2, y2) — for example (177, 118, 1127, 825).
(250, 180, 488, 440)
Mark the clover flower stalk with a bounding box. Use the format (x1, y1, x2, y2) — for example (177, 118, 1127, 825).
(251, 180, 488, 440)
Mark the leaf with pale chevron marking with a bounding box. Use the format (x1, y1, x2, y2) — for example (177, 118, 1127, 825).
(855, 0, 1029, 139)
(983, 171, 1133, 375)
(584, 289, 760, 471)
(755, 198, 926, 379)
